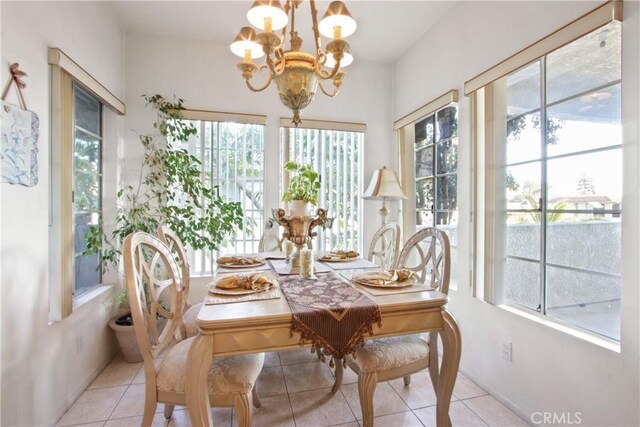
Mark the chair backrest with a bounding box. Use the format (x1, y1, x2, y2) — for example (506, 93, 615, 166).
(396, 227, 451, 294)
(157, 225, 190, 299)
(258, 218, 284, 252)
(123, 232, 186, 367)
(367, 222, 401, 270)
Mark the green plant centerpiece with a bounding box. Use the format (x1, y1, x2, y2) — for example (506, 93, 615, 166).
(282, 161, 321, 216)
(85, 94, 244, 272)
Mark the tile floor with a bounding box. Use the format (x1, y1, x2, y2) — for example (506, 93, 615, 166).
(57, 348, 529, 427)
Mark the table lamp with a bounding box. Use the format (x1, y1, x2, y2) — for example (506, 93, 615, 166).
(362, 166, 407, 225)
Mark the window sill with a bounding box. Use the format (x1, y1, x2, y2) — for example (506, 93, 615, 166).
(498, 303, 621, 353)
(72, 284, 115, 311)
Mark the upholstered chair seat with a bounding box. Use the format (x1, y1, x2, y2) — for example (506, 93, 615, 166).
(157, 337, 264, 395)
(351, 334, 429, 373)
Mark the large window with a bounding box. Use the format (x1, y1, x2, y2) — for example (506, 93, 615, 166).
(502, 22, 621, 340)
(413, 105, 459, 284)
(73, 84, 103, 297)
(280, 124, 364, 252)
(178, 118, 265, 275)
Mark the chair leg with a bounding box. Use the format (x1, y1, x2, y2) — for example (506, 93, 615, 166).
(252, 384, 262, 408)
(164, 404, 175, 419)
(358, 372, 377, 427)
(141, 396, 157, 427)
(403, 375, 411, 386)
(429, 332, 440, 393)
(234, 392, 253, 427)
(332, 359, 344, 393)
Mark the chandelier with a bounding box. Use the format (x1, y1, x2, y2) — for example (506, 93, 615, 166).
(230, 0, 356, 126)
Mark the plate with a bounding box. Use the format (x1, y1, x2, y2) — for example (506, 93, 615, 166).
(216, 259, 266, 269)
(352, 275, 417, 288)
(318, 256, 359, 263)
(207, 283, 264, 295)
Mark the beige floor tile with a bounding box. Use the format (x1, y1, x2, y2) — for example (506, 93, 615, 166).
(282, 361, 335, 393)
(211, 407, 233, 427)
(264, 351, 282, 367)
(232, 394, 294, 427)
(56, 386, 127, 426)
(389, 371, 447, 409)
(341, 382, 410, 420)
(131, 365, 145, 384)
(289, 387, 356, 427)
(333, 423, 360, 427)
(373, 411, 423, 427)
(105, 410, 185, 427)
(66, 423, 104, 427)
(110, 383, 163, 419)
(89, 362, 142, 389)
(257, 366, 287, 397)
(464, 396, 528, 426)
(414, 401, 488, 427)
(453, 373, 487, 400)
(279, 348, 320, 365)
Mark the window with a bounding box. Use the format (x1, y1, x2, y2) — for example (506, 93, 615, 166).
(177, 116, 266, 275)
(73, 84, 103, 297)
(413, 105, 459, 284)
(395, 91, 459, 286)
(502, 22, 621, 340)
(467, 6, 623, 341)
(280, 123, 364, 252)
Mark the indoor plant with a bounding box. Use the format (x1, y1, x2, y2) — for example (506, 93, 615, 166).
(282, 161, 321, 216)
(85, 94, 245, 360)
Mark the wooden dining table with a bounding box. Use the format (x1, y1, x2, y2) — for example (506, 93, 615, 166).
(185, 259, 461, 427)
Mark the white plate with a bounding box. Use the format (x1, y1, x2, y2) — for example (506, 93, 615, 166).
(352, 275, 417, 288)
(216, 259, 266, 269)
(318, 256, 360, 263)
(207, 283, 265, 295)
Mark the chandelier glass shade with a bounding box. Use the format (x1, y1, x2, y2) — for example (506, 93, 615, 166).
(230, 0, 356, 126)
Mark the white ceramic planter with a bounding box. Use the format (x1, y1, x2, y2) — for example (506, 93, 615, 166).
(109, 315, 167, 363)
(289, 200, 313, 216)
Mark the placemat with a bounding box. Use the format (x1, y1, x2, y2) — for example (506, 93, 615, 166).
(216, 262, 272, 274)
(270, 259, 331, 275)
(278, 272, 381, 361)
(322, 257, 380, 270)
(204, 286, 281, 305)
(340, 271, 436, 296)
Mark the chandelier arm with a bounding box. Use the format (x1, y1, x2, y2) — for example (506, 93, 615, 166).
(266, 53, 286, 76)
(315, 61, 341, 80)
(245, 64, 274, 92)
(310, 0, 323, 55)
(318, 81, 340, 98)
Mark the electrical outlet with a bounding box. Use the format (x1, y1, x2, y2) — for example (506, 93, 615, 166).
(76, 336, 84, 355)
(501, 340, 512, 362)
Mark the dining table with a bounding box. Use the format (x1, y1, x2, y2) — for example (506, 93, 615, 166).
(185, 255, 461, 427)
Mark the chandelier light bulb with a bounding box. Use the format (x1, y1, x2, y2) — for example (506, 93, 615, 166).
(247, 0, 289, 32)
(319, 1, 357, 39)
(230, 27, 264, 59)
(324, 52, 353, 68)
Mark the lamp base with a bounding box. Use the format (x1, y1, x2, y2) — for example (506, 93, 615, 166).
(379, 198, 389, 225)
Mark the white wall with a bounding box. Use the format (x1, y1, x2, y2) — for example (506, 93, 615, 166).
(393, 1, 639, 425)
(123, 31, 395, 274)
(0, 2, 125, 425)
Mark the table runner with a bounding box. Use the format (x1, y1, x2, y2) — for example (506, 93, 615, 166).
(277, 272, 382, 362)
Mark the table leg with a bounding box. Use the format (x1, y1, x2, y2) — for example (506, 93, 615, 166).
(436, 309, 461, 427)
(186, 332, 214, 426)
(332, 359, 344, 393)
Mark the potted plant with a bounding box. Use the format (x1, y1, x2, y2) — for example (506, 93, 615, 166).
(282, 161, 321, 216)
(85, 94, 245, 361)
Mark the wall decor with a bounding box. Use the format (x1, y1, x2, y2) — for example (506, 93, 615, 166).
(1, 63, 39, 186)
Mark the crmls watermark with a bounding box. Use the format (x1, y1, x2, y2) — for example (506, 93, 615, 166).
(531, 412, 582, 425)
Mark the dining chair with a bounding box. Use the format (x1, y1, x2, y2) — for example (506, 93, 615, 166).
(258, 218, 284, 252)
(123, 232, 264, 427)
(345, 227, 451, 427)
(367, 222, 401, 270)
(158, 225, 193, 339)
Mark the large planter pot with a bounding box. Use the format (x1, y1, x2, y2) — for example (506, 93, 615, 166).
(109, 314, 167, 363)
(288, 200, 313, 217)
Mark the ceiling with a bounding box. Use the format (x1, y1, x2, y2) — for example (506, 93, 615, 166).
(111, 1, 455, 64)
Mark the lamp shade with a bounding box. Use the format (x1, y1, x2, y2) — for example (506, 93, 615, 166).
(230, 27, 265, 59)
(324, 51, 353, 68)
(362, 166, 407, 200)
(319, 1, 357, 39)
(247, 0, 289, 31)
